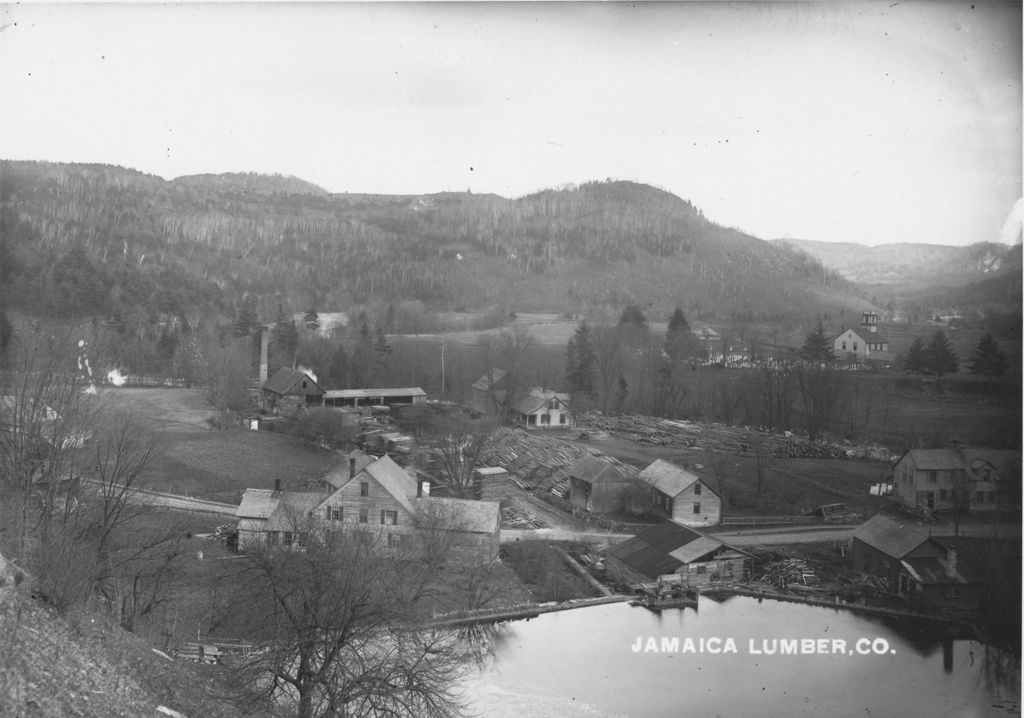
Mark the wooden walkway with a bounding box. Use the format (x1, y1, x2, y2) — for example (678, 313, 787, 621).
(423, 594, 632, 629)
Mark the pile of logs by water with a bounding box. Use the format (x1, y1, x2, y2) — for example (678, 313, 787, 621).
(755, 559, 820, 588)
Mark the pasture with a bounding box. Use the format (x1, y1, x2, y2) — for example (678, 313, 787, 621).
(99, 387, 340, 503)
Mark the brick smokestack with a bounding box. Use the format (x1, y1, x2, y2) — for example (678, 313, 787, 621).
(274, 478, 281, 492)
(349, 457, 356, 480)
(946, 545, 957, 578)
(259, 325, 270, 385)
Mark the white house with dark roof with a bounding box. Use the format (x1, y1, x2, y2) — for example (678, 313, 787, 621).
(833, 312, 893, 365)
(637, 459, 721, 526)
(510, 388, 574, 429)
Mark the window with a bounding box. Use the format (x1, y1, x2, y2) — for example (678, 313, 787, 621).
(938, 490, 948, 501)
(381, 509, 398, 525)
(928, 471, 937, 483)
(297, 532, 308, 549)
(360, 482, 369, 497)
(560, 414, 566, 424)
(359, 508, 368, 523)
(842, 341, 847, 350)
(987, 491, 996, 503)
(694, 483, 702, 496)
(283, 531, 293, 548)
(853, 343, 858, 351)
(266, 531, 279, 545)
(696, 564, 706, 574)
(325, 506, 332, 520)
(388, 533, 401, 548)
(693, 502, 701, 514)
(941, 586, 962, 599)
(974, 491, 985, 504)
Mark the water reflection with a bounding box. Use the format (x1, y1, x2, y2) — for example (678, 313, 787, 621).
(458, 597, 1021, 718)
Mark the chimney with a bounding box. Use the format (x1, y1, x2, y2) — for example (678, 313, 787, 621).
(259, 325, 270, 385)
(349, 457, 356, 480)
(274, 478, 281, 492)
(946, 545, 957, 579)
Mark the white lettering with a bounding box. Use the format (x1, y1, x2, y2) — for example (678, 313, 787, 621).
(831, 639, 847, 654)
(872, 638, 890, 655)
(780, 639, 798, 654)
(632, 636, 643, 653)
(707, 637, 721, 654)
(748, 639, 761, 655)
(661, 637, 679, 653)
(645, 638, 660, 653)
(723, 638, 738, 654)
(682, 637, 697, 654)
(856, 638, 872, 655)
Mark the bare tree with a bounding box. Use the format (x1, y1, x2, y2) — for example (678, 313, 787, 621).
(231, 520, 470, 718)
(476, 326, 536, 424)
(421, 414, 496, 499)
(591, 325, 631, 415)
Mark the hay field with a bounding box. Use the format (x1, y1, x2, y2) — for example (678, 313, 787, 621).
(100, 388, 339, 503)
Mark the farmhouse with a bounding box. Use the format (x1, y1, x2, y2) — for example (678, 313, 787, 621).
(851, 514, 982, 610)
(510, 388, 574, 429)
(891, 447, 1021, 513)
(568, 455, 635, 513)
(833, 312, 893, 365)
(236, 454, 500, 563)
(606, 519, 752, 586)
(261, 367, 325, 411)
(637, 459, 721, 527)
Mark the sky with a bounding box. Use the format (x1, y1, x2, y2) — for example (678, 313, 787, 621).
(0, 1, 1020, 247)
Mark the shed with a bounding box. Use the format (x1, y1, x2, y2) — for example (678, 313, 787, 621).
(568, 455, 634, 513)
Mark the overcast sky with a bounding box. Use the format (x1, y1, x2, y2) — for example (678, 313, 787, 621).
(1, 2, 1020, 246)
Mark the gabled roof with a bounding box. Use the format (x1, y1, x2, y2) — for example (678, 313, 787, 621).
(852, 514, 938, 558)
(236, 489, 281, 519)
(898, 449, 966, 471)
(637, 459, 702, 497)
(608, 520, 746, 580)
(264, 492, 326, 532)
(961, 448, 1020, 480)
(362, 455, 418, 514)
(569, 455, 628, 484)
(472, 369, 507, 392)
(263, 367, 325, 396)
(413, 497, 500, 534)
(512, 388, 572, 416)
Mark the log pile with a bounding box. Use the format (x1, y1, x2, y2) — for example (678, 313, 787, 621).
(480, 427, 597, 495)
(772, 440, 849, 460)
(581, 414, 855, 460)
(755, 559, 819, 588)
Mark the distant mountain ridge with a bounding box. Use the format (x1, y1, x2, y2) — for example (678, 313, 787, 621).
(775, 238, 1020, 289)
(0, 160, 927, 327)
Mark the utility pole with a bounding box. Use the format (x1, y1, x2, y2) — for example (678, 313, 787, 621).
(440, 336, 446, 396)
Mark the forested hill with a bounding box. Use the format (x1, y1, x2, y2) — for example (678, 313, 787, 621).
(1, 160, 870, 328)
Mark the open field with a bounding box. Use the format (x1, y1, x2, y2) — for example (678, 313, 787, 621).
(99, 388, 340, 503)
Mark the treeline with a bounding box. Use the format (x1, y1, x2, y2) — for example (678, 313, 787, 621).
(1, 161, 867, 327)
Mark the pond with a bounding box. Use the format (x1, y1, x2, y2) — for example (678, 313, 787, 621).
(458, 596, 1020, 718)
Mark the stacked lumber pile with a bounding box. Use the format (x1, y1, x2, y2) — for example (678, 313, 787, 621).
(772, 440, 848, 460)
(480, 427, 596, 496)
(501, 504, 543, 529)
(581, 414, 854, 460)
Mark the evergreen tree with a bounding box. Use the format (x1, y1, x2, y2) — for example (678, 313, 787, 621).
(233, 294, 260, 337)
(665, 308, 700, 363)
(967, 333, 1009, 379)
(325, 342, 350, 388)
(303, 307, 320, 331)
(923, 330, 958, 389)
(271, 303, 300, 362)
(903, 337, 927, 376)
(798, 321, 835, 363)
(565, 321, 596, 404)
